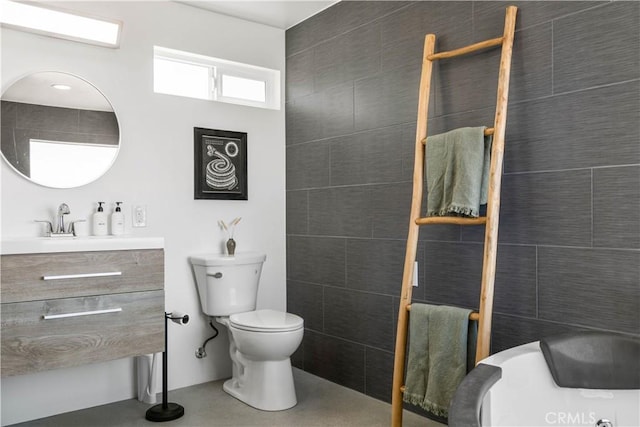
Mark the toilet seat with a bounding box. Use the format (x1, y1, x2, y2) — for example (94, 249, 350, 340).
(230, 309, 303, 333)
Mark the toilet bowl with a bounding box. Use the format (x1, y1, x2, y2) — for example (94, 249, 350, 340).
(217, 310, 303, 410)
(189, 252, 305, 411)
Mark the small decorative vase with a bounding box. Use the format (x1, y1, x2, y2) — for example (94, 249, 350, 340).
(226, 238, 236, 256)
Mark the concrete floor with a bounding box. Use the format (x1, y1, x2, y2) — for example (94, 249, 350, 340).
(11, 369, 443, 427)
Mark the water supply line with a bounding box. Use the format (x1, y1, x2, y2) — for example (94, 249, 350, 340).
(195, 320, 219, 358)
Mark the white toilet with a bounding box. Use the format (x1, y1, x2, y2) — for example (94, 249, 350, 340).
(189, 252, 304, 411)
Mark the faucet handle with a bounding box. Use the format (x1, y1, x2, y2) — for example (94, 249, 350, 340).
(35, 220, 54, 235)
(69, 219, 87, 236)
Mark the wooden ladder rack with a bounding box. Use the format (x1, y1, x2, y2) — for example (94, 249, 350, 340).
(391, 6, 517, 426)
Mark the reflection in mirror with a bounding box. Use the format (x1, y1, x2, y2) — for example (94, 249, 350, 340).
(1, 71, 120, 188)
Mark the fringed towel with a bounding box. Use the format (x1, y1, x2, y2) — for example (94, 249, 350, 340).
(403, 303, 477, 423)
(425, 127, 492, 217)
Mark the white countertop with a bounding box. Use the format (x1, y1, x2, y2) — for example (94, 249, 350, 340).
(1, 236, 164, 255)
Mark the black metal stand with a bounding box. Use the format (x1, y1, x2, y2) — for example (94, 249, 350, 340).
(145, 312, 187, 422)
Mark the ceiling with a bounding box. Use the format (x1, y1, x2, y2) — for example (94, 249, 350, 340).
(177, 1, 337, 29)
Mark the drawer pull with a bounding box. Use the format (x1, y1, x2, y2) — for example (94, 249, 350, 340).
(43, 272, 122, 281)
(43, 308, 123, 320)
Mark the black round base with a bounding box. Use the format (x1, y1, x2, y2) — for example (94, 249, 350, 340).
(145, 403, 184, 422)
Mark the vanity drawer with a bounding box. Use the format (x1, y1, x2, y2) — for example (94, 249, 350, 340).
(1, 290, 164, 377)
(1, 249, 164, 303)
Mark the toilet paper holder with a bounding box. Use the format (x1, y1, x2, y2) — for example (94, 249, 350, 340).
(145, 311, 189, 422)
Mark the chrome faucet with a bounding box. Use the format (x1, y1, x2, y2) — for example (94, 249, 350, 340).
(55, 203, 70, 234)
(35, 203, 84, 237)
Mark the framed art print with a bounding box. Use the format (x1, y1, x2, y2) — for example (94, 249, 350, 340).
(194, 127, 247, 200)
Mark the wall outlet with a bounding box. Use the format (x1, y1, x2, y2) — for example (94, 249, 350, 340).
(133, 205, 147, 227)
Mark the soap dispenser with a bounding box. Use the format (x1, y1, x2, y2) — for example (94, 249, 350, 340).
(92, 202, 108, 236)
(111, 202, 125, 236)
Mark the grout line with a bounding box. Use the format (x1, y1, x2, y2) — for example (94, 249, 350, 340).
(591, 168, 595, 248)
(285, 2, 415, 58)
(535, 245, 539, 319)
(550, 18, 554, 95)
(286, 234, 640, 253)
(493, 312, 640, 337)
(504, 163, 640, 177)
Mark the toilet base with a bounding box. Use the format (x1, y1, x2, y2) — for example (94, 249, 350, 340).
(223, 358, 297, 411)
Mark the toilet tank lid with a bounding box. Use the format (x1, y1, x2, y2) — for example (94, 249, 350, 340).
(230, 309, 303, 332)
(190, 251, 266, 266)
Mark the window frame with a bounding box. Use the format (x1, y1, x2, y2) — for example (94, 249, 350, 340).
(153, 46, 281, 110)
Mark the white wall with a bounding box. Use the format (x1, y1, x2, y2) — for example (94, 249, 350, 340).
(0, 2, 286, 425)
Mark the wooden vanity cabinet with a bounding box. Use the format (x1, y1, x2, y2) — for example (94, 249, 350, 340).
(1, 249, 165, 377)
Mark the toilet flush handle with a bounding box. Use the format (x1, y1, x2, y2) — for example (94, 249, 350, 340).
(211, 272, 223, 279)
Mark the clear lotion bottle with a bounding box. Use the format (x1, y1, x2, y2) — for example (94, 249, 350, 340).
(111, 202, 125, 236)
(92, 202, 108, 236)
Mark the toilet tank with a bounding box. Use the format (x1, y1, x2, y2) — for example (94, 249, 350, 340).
(190, 252, 266, 316)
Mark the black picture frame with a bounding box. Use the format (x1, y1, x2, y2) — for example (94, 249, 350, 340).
(194, 127, 247, 200)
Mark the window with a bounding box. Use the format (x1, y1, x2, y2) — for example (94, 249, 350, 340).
(30, 140, 118, 188)
(153, 46, 280, 110)
(0, 1, 121, 48)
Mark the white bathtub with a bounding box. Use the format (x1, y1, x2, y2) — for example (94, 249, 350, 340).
(479, 341, 640, 427)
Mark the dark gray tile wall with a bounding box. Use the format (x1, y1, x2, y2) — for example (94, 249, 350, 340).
(0, 101, 119, 178)
(286, 1, 640, 404)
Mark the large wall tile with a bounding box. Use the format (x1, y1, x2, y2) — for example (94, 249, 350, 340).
(322, 82, 354, 138)
(286, 93, 323, 145)
(433, 44, 500, 116)
(505, 81, 640, 173)
(330, 125, 410, 186)
(16, 103, 78, 133)
(371, 182, 413, 239)
(423, 241, 483, 309)
(286, 1, 408, 57)
(593, 166, 640, 249)
(314, 24, 381, 92)
(303, 330, 366, 392)
(369, 180, 462, 243)
(380, 2, 472, 73)
(286, 190, 308, 235)
(291, 344, 304, 369)
(365, 347, 394, 402)
(286, 141, 330, 190)
(507, 23, 553, 103)
(538, 247, 640, 334)
(78, 110, 119, 140)
(286, 49, 314, 101)
(491, 313, 587, 354)
(1, 101, 17, 128)
(554, 2, 640, 93)
(482, 170, 592, 246)
(308, 186, 373, 237)
(287, 236, 346, 286)
(473, 2, 601, 38)
(434, 23, 552, 115)
(422, 242, 537, 318)
(324, 287, 395, 352)
(354, 63, 421, 131)
(492, 244, 538, 318)
(287, 280, 324, 332)
(346, 238, 407, 295)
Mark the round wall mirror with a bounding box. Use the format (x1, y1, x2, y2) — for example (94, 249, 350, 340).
(1, 71, 120, 188)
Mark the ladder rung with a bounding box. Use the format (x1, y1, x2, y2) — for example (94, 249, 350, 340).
(406, 304, 480, 321)
(415, 216, 487, 226)
(427, 36, 504, 61)
(421, 127, 494, 145)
